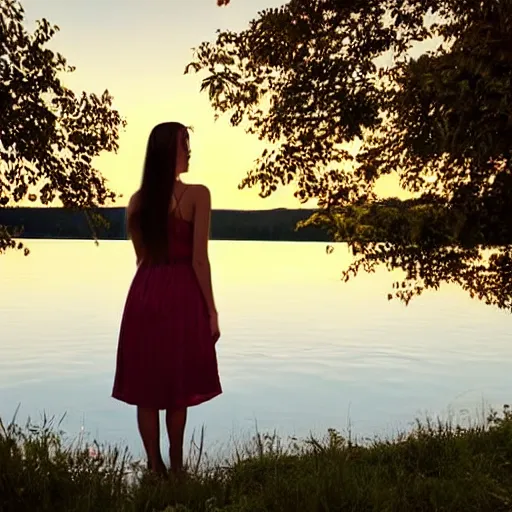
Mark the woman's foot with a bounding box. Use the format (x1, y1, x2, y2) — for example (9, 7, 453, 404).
(168, 452, 186, 478)
(148, 459, 168, 478)
(170, 466, 188, 483)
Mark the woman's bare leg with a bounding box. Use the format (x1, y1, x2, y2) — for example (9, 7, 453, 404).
(165, 407, 187, 474)
(136, 407, 166, 474)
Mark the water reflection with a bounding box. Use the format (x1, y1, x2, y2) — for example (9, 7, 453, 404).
(1, 240, 511, 457)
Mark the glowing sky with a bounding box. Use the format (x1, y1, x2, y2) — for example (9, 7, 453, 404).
(20, 0, 406, 209)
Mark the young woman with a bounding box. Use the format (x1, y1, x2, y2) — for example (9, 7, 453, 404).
(112, 122, 222, 476)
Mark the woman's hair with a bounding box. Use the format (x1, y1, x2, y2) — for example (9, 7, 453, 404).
(137, 122, 187, 263)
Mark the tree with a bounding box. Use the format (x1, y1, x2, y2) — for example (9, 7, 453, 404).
(187, 0, 512, 311)
(0, 0, 125, 254)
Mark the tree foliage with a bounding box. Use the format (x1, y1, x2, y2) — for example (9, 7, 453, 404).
(0, 0, 125, 254)
(188, 0, 512, 310)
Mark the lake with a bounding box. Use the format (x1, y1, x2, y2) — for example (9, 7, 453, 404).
(1, 240, 511, 460)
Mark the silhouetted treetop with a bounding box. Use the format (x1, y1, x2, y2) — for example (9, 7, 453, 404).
(188, 0, 512, 310)
(0, 0, 125, 254)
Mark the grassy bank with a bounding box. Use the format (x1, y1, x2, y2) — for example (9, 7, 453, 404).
(1, 407, 512, 512)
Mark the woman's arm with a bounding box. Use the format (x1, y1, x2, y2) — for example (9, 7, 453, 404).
(192, 185, 217, 316)
(126, 193, 144, 266)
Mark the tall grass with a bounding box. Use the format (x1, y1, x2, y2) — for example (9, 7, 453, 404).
(1, 406, 512, 511)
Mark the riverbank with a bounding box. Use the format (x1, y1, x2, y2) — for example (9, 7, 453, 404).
(1, 406, 512, 511)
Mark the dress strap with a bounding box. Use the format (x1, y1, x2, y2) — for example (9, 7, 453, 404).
(172, 186, 188, 220)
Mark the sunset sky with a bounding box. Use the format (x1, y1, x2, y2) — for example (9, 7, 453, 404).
(21, 0, 406, 210)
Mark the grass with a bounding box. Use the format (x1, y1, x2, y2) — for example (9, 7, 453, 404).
(1, 407, 512, 512)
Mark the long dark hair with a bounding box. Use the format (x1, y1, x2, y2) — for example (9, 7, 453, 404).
(137, 122, 186, 264)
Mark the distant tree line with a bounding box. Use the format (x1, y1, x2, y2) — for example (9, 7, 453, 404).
(0, 207, 330, 242)
(1, 199, 474, 244)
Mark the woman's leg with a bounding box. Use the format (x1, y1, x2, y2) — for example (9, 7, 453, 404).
(136, 407, 166, 474)
(165, 407, 187, 474)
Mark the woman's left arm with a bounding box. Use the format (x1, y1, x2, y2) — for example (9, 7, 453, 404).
(126, 193, 144, 265)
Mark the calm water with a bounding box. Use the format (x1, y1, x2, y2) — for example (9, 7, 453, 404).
(1, 240, 511, 458)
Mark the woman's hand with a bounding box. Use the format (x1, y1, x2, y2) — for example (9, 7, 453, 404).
(210, 311, 220, 343)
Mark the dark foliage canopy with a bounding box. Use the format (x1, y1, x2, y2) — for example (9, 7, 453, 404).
(192, 0, 512, 310)
(0, 0, 125, 254)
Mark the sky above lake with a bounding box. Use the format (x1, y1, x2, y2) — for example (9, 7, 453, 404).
(20, 0, 406, 209)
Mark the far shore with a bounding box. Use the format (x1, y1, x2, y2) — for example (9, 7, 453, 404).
(0, 206, 330, 243)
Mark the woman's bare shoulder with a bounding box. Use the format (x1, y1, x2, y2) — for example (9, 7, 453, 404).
(127, 190, 141, 213)
(126, 190, 140, 217)
(188, 183, 211, 204)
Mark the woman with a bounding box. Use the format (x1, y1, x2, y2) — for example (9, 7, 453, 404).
(112, 122, 222, 476)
